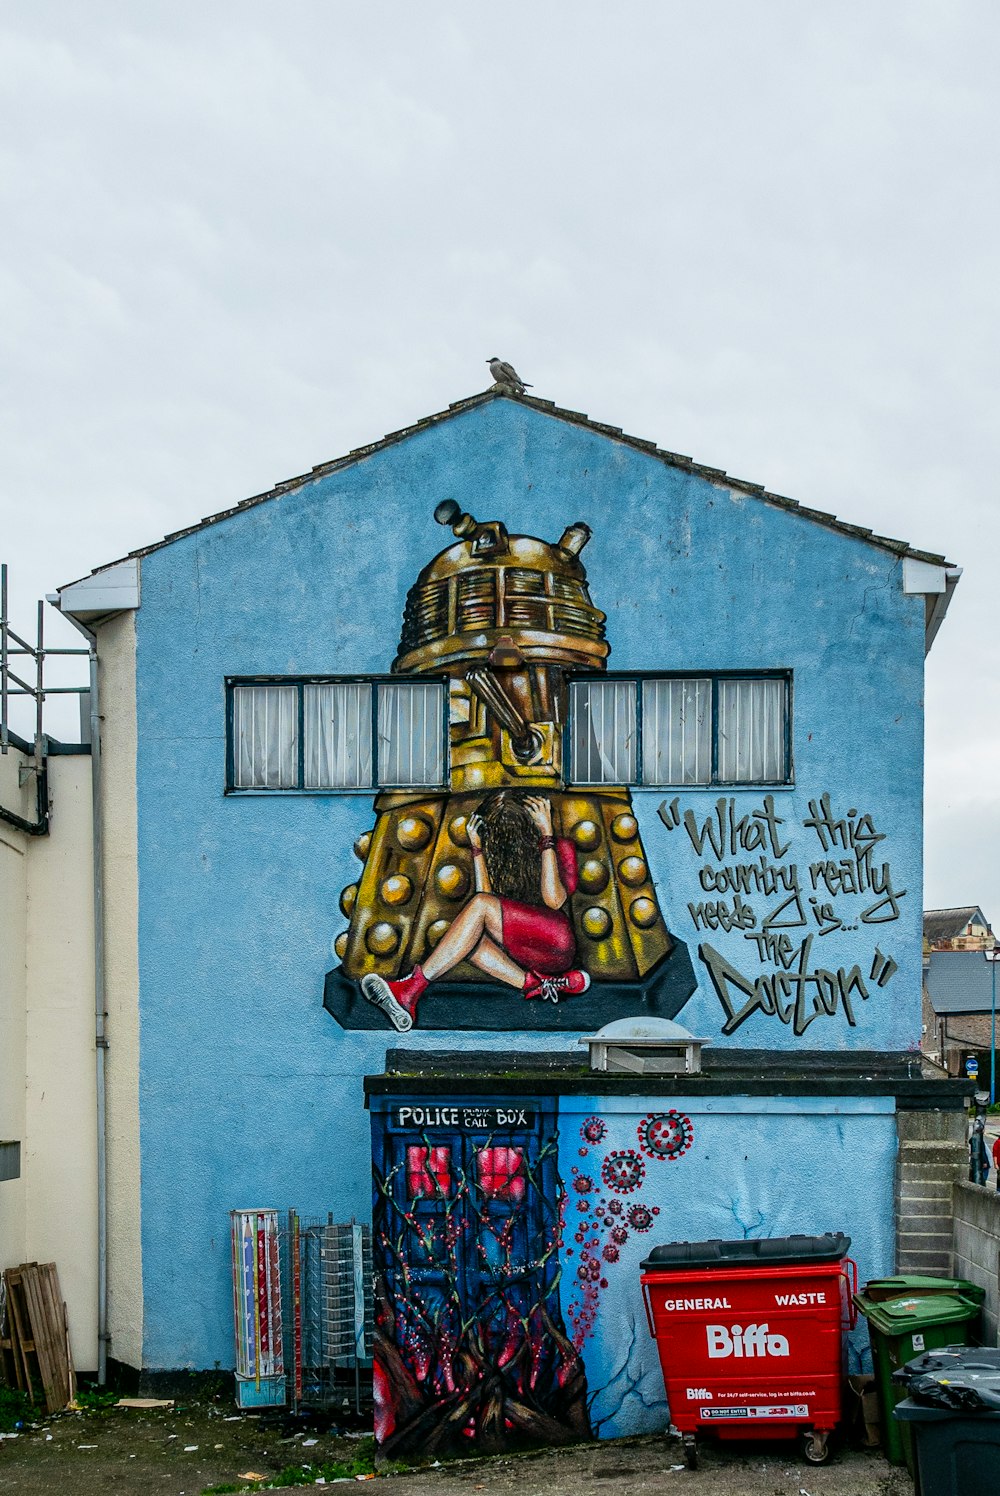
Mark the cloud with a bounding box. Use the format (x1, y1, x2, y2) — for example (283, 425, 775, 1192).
(0, 1, 997, 911)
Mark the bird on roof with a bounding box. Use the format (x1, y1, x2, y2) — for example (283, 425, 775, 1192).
(487, 357, 532, 394)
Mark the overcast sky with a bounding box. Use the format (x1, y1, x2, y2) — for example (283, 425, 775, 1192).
(1, 2, 997, 918)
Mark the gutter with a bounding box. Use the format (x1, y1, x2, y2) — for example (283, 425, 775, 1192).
(925, 567, 963, 655)
(54, 604, 109, 1386)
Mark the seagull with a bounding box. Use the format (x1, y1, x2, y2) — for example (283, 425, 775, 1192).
(487, 357, 532, 394)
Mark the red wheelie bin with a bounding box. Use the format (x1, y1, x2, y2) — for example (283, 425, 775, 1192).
(641, 1233, 857, 1468)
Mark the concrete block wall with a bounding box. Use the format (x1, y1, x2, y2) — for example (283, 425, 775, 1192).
(953, 1180, 1000, 1346)
(896, 1110, 968, 1274)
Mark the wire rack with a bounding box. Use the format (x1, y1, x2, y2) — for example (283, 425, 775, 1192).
(232, 1209, 373, 1414)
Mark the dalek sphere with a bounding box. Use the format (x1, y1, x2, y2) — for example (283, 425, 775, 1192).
(336, 502, 673, 986)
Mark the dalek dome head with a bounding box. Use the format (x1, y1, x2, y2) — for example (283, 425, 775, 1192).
(394, 501, 610, 675)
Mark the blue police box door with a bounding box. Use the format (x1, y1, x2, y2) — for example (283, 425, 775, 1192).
(370, 1093, 590, 1454)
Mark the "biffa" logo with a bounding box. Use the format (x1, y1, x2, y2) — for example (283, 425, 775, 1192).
(706, 1323, 790, 1358)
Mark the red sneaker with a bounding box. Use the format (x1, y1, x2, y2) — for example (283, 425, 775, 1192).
(361, 968, 427, 1031)
(524, 969, 592, 1004)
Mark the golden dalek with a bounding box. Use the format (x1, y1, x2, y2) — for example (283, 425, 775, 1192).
(326, 502, 694, 1028)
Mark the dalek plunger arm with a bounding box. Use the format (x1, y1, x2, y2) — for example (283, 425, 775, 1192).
(466, 666, 541, 762)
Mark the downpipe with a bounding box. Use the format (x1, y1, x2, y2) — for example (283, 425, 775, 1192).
(59, 608, 109, 1385)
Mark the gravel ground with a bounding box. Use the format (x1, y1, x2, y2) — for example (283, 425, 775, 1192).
(0, 1402, 913, 1496)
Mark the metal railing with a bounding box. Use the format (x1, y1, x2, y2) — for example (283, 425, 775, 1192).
(0, 563, 90, 832)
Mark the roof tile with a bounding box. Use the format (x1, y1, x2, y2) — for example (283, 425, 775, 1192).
(59, 386, 953, 588)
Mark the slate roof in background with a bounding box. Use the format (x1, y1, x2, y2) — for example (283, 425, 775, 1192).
(59, 386, 953, 591)
(925, 949, 1000, 1014)
(923, 906, 992, 943)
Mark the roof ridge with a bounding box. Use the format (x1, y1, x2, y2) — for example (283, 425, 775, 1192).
(59, 385, 954, 588)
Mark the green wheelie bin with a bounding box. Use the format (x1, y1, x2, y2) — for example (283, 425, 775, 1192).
(854, 1292, 983, 1466)
(860, 1273, 985, 1305)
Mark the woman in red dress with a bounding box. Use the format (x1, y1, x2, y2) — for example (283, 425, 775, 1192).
(361, 792, 590, 1032)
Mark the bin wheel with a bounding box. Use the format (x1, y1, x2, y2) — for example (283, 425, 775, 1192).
(799, 1429, 831, 1465)
(682, 1434, 698, 1470)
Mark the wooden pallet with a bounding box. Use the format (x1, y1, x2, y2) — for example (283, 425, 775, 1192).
(0, 1262, 76, 1413)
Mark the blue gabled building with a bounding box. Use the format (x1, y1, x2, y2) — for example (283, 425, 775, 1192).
(56, 383, 968, 1430)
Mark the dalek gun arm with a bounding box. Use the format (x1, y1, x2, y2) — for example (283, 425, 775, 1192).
(466, 665, 542, 764)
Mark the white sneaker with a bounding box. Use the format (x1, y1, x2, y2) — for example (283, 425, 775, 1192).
(361, 973, 414, 1032)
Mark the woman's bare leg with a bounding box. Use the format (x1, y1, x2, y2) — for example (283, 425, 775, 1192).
(467, 936, 527, 989)
(421, 894, 505, 981)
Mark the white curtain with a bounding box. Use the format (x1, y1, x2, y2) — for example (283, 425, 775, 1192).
(570, 680, 637, 785)
(643, 678, 711, 785)
(377, 681, 444, 787)
(304, 682, 373, 789)
(718, 677, 785, 782)
(233, 685, 298, 789)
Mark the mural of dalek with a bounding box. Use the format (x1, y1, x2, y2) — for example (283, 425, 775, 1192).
(324, 501, 695, 1032)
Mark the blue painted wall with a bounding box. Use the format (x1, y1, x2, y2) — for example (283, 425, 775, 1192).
(132, 397, 926, 1367)
(556, 1095, 895, 1438)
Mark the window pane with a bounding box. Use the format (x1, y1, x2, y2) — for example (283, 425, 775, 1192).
(303, 683, 373, 789)
(570, 680, 637, 784)
(718, 678, 785, 782)
(406, 1145, 452, 1199)
(377, 681, 444, 788)
(642, 678, 711, 785)
(476, 1146, 525, 1203)
(233, 685, 298, 788)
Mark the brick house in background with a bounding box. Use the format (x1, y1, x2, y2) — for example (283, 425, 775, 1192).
(923, 905, 995, 953)
(923, 945, 1000, 1074)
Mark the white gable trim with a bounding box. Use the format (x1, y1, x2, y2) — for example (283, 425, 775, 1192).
(903, 557, 948, 595)
(57, 559, 140, 620)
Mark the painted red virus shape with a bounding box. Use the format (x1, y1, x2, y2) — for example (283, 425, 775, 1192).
(602, 1243, 620, 1263)
(600, 1150, 646, 1194)
(610, 1224, 629, 1246)
(637, 1110, 694, 1161)
(573, 1175, 594, 1194)
(607, 1198, 623, 1216)
(626, 1203, 655, 1232)
(581, 1117, 607, 1144)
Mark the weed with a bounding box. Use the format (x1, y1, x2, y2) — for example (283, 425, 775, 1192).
(0, 1387, 32, 1433)
(75, 1388, 120, 1413)
(200, 1438, 408, 1493)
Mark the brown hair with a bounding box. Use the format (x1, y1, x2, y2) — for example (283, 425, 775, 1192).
(477, 791, 542, 905)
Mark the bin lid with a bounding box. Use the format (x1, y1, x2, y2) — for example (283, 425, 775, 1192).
(904, 1354, 1000, 1413)
(863, 1274, 987, 1306)
(894, 1396, 1000, 1424)
(892, 1352, 1000, 1406)
(640, 1232, 850, 1271)
(858, 1293, 981, 1335)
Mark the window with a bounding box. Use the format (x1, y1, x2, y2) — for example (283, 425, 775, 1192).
(569, 674, 790, 787)
(476, 1146, 525, 1203)
(406, 1145, 453, 1199)
(227, 678, 446, 792)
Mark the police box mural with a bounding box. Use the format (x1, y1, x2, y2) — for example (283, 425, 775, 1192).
(370, 1093, 887, 1455)
(371, 1098, 590, 1455)
(323, 502, 698, 1033)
